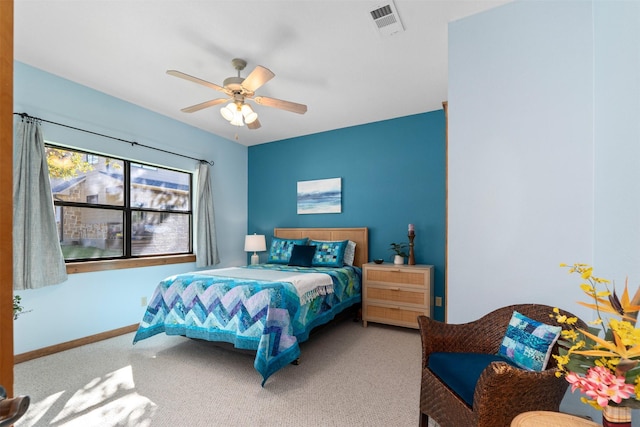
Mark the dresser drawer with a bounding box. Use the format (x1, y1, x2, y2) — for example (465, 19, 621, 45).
(365, 286, 427, 306)
(365, 268, 428, 287)
(364, 303, 426, 328)
(362, 263, 434, 329)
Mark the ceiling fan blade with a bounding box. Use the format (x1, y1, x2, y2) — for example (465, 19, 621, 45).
(253, 96, 307, 114)
(180, 98, 229, 113)
(241, 66, 275, 92)
(167, 70, 226, 93)
(247, 118, 261, 130)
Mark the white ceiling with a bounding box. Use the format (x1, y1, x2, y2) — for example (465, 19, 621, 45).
(14, 0, 511, 146)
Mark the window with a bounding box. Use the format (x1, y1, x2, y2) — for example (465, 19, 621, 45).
(47, 145, 193, 261)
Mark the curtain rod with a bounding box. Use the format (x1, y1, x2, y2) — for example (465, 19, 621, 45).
(13, 112, 214, 166)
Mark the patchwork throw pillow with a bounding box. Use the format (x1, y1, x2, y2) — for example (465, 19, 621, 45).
(288, 244, 317, 267)
(267, 237, 309, 264)
(310, 239, 348, 267)
(498, 310, 562, 371)
(311, 240, 356, 266)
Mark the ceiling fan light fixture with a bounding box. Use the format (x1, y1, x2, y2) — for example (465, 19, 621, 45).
(241, 104, 258, 124)
(220, 103, 235, 121)
(230, 112, 244, 127)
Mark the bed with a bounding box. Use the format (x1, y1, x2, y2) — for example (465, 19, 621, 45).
(133, 227, 368, 385)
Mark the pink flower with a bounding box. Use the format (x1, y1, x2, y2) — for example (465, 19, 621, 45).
(566, 366, 635, 407)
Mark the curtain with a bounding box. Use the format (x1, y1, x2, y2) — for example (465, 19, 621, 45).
(13, 118, 68, 290)
(195, 162, 219, 267)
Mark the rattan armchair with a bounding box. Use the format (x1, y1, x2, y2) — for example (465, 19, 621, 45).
(418, 304, 587, 427)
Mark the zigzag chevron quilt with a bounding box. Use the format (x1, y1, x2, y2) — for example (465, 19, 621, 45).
(133, 264, 362, 385)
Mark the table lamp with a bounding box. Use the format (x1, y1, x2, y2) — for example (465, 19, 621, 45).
(244, 233, 266, 265)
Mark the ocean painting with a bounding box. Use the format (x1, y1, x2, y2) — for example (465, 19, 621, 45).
(297, 178, 342, 214)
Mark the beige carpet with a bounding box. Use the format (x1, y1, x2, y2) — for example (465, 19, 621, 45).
(14, 318, 421, 426)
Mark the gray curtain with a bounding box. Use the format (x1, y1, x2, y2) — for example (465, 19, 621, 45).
(195, 162, 219, 267)
(13, 119, 68, 290)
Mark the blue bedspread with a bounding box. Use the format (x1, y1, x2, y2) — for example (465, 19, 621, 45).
(133, 264, 361, 385)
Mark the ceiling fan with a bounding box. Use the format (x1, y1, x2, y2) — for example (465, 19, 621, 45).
(167, 58, 307, 130)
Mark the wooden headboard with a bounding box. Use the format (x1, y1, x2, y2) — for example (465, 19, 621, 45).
(273, 227, 369, 268)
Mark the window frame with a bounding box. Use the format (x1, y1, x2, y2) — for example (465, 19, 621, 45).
(46, 143, 195, 268)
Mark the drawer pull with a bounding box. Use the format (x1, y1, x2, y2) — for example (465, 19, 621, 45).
(389, 287, 400, 291)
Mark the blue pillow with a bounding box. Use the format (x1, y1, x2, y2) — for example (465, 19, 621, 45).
(498, 311, 562, 371)
(310, 239, 348, 267)
(267, 237, 308, 264)
(288, 244, 316, 267)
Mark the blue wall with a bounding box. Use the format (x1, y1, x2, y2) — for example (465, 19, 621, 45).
(248, 111, 447, 320)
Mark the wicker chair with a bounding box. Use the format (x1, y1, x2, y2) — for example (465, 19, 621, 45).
(418, 304, 587, 427)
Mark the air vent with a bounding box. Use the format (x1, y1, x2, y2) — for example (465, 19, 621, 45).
(369, 1, 404, 37)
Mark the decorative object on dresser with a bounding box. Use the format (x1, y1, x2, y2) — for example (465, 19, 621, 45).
(362, 262, 433, 328)
(244, 233, 267, 265)
(389, 242, 408, 265)
(408, 223, 415, 265)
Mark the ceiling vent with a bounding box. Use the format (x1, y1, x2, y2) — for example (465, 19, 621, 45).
(369, 1, 404, 37)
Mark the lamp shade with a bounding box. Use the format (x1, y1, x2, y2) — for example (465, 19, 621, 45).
(244, 234, 267, 252)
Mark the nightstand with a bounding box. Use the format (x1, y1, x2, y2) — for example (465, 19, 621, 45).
(362, 262, 434, 328)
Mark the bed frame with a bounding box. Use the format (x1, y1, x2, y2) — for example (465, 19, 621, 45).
(273, 227, 369, 268)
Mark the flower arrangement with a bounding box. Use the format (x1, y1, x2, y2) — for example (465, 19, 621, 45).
(552, 263, 640, 410)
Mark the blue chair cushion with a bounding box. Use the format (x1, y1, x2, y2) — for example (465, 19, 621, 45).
(428, 352, 519, 406)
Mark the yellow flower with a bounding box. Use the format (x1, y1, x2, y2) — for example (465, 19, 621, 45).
(553, 354, 570, 371)
(561, 329, 579, 341)
(610, 319, 640, 347)
(568, 317, 579, 325)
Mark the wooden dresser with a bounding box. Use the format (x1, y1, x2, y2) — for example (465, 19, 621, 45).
(362, 262, 434, 329)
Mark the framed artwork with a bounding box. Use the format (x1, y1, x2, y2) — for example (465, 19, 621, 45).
(297, 178, 342, 214)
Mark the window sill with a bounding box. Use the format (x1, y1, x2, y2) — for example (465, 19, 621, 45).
(66, 254, 196, 274)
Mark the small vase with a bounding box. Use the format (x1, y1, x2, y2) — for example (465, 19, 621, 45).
(393, 255, 404, 265)
(603, 405, 632, 427)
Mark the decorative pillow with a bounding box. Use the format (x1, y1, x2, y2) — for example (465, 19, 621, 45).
(288, 245, 317, 267)
(343, 240, 356, 266)
(310, 239, 348, 267)
(267, 237, 309, 264)
(498, 311, 562, 371)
